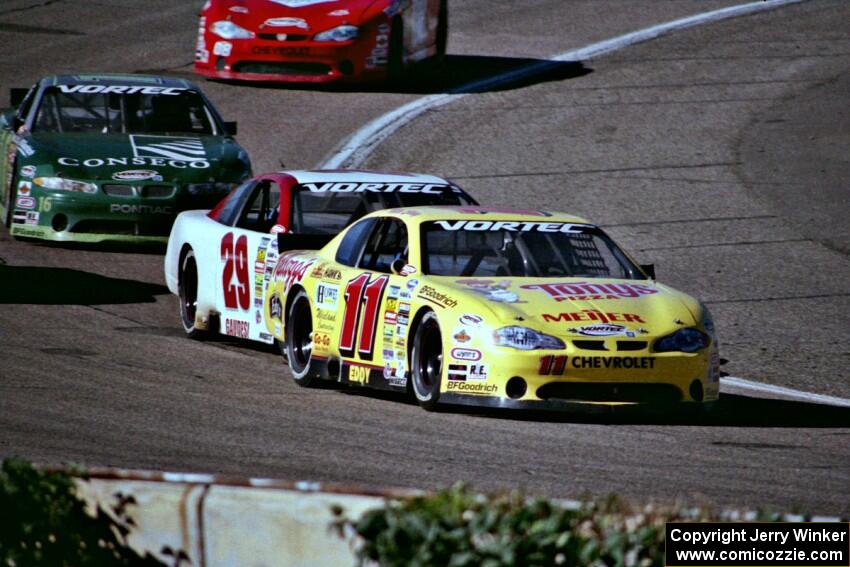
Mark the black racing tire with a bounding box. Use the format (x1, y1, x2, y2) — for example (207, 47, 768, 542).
(178, 249, 207, 339)
(3, 163, 16, 229)
(387, 18, 404, 84)
(285, 289, 319, 387)
(411, 310, 443, 410)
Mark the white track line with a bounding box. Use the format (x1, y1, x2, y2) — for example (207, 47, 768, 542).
(319, 0, 806, 169)
(320, 0, 850, 412)
(721, 377, 850, 408)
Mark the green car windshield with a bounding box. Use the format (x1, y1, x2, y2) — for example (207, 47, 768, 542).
(421, 221, 644, 279)
(32, 87, 215, 135)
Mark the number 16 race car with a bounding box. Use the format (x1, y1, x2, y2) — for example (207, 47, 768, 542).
(0, 74, 251, 243)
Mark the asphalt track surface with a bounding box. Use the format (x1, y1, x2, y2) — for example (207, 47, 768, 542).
(1, 1, 848, 515)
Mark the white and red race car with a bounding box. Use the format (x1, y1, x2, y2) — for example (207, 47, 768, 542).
(194, 0, 447, 83)
(164, 170, 476, 341)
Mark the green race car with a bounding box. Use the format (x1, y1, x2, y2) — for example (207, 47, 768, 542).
(0, 74, 252, 243)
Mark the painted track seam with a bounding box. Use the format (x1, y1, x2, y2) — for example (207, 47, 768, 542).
(318, 0, 807, 169)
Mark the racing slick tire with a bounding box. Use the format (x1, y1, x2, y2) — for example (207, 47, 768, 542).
(411, 310, 443, 410)
(3, 161, 16, 229)
(285, 289, 319, 387)
(178, 248, 207, 340)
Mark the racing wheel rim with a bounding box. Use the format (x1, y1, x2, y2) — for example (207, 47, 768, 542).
(288, 294, 313, 374)
(413, 312, 442, 406)
(179, 251, 199, 334)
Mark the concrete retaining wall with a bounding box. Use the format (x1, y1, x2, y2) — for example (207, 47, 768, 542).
(74, 469, 412, 566)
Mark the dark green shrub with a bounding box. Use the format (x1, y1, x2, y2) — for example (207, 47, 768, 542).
(334, 484, 720, 567)
(0, 458, 164, 566)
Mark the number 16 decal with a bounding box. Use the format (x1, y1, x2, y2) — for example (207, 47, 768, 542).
(339, 273, 389, 360)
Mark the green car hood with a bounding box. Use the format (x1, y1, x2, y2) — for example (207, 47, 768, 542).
(22, 132, 248, 183)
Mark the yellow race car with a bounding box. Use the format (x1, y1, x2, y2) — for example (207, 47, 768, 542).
(264, 206, 720, 411)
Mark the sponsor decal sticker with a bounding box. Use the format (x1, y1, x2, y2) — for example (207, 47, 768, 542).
(225, 318, 249, 339)
(270, 0, 337, 7)
(112, 169, 161, 181)
(406, 278, 419, 291)
(12, 211, 27, 224)
(15, 196, 35, 210)
(457, 279, 520, 303)
(452, 329, 472, 344)
(542, 310, 646, 324)
(434, 220, 585, 233)
(25, 211, 39, 225)
(17, 181, 32, 196)
(213, 41, 233, 57)
(400, 264, 417, 276)
(418, 285, 458, 309)
(57, 84, 187, 96)
(571, 356, 656, 370)
(302, 182, 459, 194)
(110, 204, 173, 215)
(522, 282, 658, 302)
(569, 324, 629, 337)
(384, 311, 398, 325)
(264, 17, 309, 29)
(315, 282, 339, 309)
(446, 382, 497, 395)
(20, 165, 36, 178)
(347, 363, 371, 385)
(272, 254, 315, 293)
(270, 293, 283, 320)
(451, 348, 481, 362)
(459, 314, 483, 327)
(131, 135, 207, 162)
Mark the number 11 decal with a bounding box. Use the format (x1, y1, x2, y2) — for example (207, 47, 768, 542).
(339, 273, 389, 360)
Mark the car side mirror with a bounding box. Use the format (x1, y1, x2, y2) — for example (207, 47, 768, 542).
(391, 258, 407, 275)
(224, 121, 238, 136)
(10, 88, 28, 107)
(640, 264, 656, 280)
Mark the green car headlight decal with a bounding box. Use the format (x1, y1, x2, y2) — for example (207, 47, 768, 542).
(33, 177, 97, 194)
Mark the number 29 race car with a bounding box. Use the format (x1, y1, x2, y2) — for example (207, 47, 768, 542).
(164, 169, 477, 338)
(1, 74, 251, 243)
(194, 0, 447, 83)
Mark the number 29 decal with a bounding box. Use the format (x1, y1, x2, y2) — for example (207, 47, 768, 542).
(339, 273, 389, 360)
(221, 232, 249, 310)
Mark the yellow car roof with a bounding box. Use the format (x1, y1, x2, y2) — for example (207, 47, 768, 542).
(378, 206, 594, 225)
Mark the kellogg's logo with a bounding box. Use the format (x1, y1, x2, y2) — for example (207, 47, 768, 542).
(272, 254, 315, 293)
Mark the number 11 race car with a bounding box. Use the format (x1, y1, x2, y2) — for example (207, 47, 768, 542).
(169, 200, 719, 412)
(261, 207, 720, 411)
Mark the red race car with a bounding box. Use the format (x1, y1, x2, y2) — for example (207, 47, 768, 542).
(194, 0, 447, 83)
